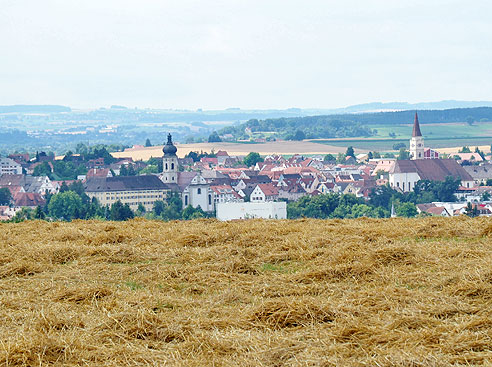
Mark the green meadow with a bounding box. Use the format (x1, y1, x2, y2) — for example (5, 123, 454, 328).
(311, 122, 492, 151)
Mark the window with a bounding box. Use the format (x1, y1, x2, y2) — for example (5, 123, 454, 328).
(165, 163, 168, 170)
(171, 163, 174, 170)
(197, 188, 201, 195)
(184, 195, 188, 206)
(208, 194, 212, 205)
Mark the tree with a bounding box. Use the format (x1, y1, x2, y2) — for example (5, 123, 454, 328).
(137, 203, 146, 215)
(393, 142, 406, 150)
(396, 202, 417, 217)
(323, 154, 336, 162)
(119, 165, 128, 176)
(336, 152, 346, 164)
(481, 192, 490, 201)
(459, 146, 471, 153)
(0, 188, 12, 205)
(145, 138, 152, 147)
(294, 130, 306, 141)
(182, 205, 205, 220)
(345, 146, 355, 158)
(127, 164, 136, 176)
(474, 147, 485, 160)
(33, 162, 53, 178)
(466, 116, 475, 126)
(110, 201, 134, 221)
(243, 152, 263, 167)
(48, 191, 83, 220)
(153, 200, 165, 216)
(367, 151, 374, 160)
(208, 131, 222, 143)
(33, 205, 45, 219)
(369, 184, 399, 210)
(486, 179, 492, 186)
(464, 202, 478, 217)
(397, 148, 410, 160)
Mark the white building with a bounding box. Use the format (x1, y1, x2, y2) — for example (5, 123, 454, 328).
(216, 202, 287, 220)
(250, 183, 279, 203)
(0, 158, 22, 175)
(180, 172, 215, 212)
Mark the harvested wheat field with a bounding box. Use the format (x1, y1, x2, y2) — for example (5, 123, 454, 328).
(1, 217, 492, 366)
(111, 141, 354, 161)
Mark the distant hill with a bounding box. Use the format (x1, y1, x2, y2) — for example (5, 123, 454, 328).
(327, 100, 492, 114)
(219, 107, 492, 140)
(0, 105, 71, 113)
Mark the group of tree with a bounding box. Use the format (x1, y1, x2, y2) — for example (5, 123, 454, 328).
(289, 176, 462, 220)
(219, 116, 374, 141)
(287, 193, 388, 219)
(7, 181, 212, 223)
(208, 131, 222, 142)
(0, 188, 12, 205)
(185, 150, 216, 162)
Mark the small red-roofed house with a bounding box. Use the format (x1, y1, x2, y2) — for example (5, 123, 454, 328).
(250, 183, 279, 202)
(13, 192, 46, 208)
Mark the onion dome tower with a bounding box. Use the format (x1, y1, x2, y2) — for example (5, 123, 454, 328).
(410, 112, 424, 160)
(162, 133, 178, 183)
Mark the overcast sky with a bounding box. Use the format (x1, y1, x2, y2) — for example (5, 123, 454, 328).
(1, 0, 491, 109)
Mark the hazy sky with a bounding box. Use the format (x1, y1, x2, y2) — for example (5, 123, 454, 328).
(1, 0, 491, 109)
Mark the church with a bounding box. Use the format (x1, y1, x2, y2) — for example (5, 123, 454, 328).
(409, 112, 439, 160)
(389, 113, 474, 192)
(159, 134, 215, 212)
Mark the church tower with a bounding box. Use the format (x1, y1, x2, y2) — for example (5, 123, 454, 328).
(409, 112, 424, 160)
(162, 133, 178, 183)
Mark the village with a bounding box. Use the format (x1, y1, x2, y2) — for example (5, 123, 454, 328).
(1, 113, 492, 221)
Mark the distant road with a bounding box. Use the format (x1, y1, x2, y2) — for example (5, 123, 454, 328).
(111, 141, 362, 160)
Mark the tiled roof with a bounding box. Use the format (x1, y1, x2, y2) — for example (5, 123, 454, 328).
(390, 159, 473, 181)
(257, 183, 279, 196)
(13, 192, 46, 207)
(85, 175, 169, 192)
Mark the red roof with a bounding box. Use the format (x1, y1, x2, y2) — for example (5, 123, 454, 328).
(216, 150, 229, 157)
(257, 183, 279, 196)
(13, 192, 46, 207)
(201, 157, 218, 164)
(86, 168, 111, 178)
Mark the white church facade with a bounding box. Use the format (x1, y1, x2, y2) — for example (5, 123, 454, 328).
(159, 134, 215, 212)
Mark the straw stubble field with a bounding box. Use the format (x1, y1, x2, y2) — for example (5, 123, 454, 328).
(0, 217, 491, 366)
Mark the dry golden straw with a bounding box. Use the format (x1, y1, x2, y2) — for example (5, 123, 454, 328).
(0, 217, 491, 366)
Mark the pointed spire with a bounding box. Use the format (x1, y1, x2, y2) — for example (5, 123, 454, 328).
(412, 111, 422, 137)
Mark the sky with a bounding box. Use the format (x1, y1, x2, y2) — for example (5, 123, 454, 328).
(1, 0, 491, 110)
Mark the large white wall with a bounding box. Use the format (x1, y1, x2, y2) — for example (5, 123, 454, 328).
(216, 202, 287, 221)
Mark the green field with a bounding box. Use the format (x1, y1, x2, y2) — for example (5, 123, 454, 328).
(311, 122, 492, 151)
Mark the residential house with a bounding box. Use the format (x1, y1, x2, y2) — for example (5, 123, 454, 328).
(13, 192, 46, 208)
(416, 203, 451, 217)
(250, 183, 279, 203)
(210, 184, 243, 205)
(463, 164, 492, 185)
(0, 158, 22, 175)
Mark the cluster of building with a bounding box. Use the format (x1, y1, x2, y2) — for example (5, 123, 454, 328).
(1, 113, 492, 220)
